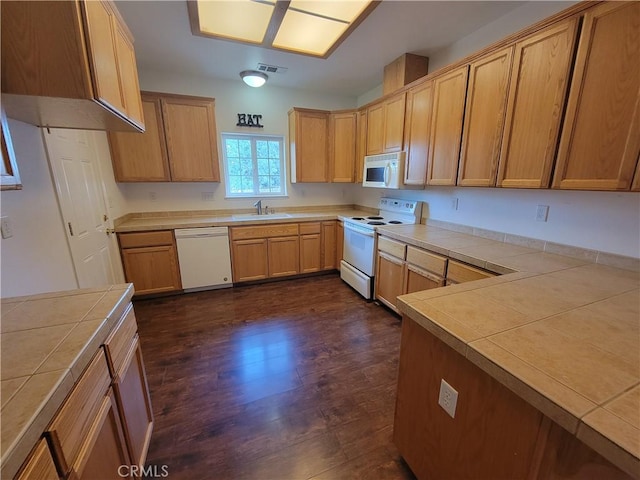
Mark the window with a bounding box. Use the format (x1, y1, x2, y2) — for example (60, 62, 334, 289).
(221, 133, 286, 197)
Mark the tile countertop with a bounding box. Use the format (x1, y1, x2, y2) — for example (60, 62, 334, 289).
(0, 284, 135, 479)
(379, 224, 640, 477)
(115, 208, 370, 232)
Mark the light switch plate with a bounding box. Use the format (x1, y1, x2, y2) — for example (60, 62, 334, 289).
(1, 216, 13, 239)
(536, 205, 549, 222)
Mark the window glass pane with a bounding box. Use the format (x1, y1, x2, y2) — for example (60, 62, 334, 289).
(222, 133, 285, 198)
(257, 158, 269, 175)
(268, 141, 279, 158)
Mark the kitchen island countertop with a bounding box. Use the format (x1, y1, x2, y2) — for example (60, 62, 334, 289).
(378, 223, 640, 477)
(0, 284, 134, 479)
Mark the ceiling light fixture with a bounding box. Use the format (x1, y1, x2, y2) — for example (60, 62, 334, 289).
(240, 70, 268, 88)
(189, 0, 380, 58)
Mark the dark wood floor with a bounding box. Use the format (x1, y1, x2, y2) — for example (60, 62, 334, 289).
(133, 273, 416, 480)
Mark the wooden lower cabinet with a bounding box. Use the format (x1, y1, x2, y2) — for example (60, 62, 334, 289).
(405, 265, 444, 293)
(395, 317, 633, 479)
(231, 238, 268, 282)
(446, 259, 495, 285)
(321, 221, 337, 270)
(70, 388, 130, 480)
(300, 233, 321, 273)
(15, 439, 59, 480)
(231, 222, 338, 283)
(268, 236, 300, 277)
(119, 231, 182, 295)
(375, 252, 406, 313)
(336, 221, 344, 266)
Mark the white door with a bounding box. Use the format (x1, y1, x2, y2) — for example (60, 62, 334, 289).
(43, 129, 117, 288)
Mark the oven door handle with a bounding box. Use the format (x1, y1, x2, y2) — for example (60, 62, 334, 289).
(344, 222, 376, 237)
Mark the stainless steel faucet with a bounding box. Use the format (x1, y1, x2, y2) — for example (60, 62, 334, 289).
(253, 199, 263, 215)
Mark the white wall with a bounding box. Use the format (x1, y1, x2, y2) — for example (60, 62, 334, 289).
(0, 120, 78, 297)
(353, 187, 640, 258)
(121, 70, 358, 212)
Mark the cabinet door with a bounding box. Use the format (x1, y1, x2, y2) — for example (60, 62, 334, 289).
(83, 1, 125, 115)
(384, 92, 406, 152)
(330, 112, 357, 182)
(109, 95, 170, 181)
(268, 236, 299, 277)
(458, 47, 513, 187)
(70, 389, 130, 480)
(366, 102, 385, 155)
(300, 234, 321, 273)
(427, 66, 469, 186)
(121, 245, 182, 295)
(355, 110, 367, 183)
(497, 19, 579, 188)
(113, 23, 144, 128)
(375, 252, 406, 313)
(16, 439, 59, 480)
(290, 110, 329, 182)
(113, 335, 153, 467)
(404, 81, 433, 185)
(553, 2, 640, 191)
(321, 221, 337, 270)
(405, 265, 444, 294)
(231, 239, 268, 282)
(162, 97, 220, 181)
(633, 161, 640, 192)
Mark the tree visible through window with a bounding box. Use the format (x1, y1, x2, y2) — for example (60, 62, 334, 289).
(222, 133, 286, 197)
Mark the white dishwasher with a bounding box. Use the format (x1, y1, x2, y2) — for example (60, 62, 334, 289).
(175, 227, 233, 291)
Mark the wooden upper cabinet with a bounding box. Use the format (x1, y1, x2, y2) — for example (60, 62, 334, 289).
(384, 92, 407, 152)
(109, 95, 170, 181)
(553, 2, 640, 191)
(109, 92, 219, 182)
(427, 66, 469, 186)
(1, 1, 144, 132)
(497, 18, 579, 188)
(366, 92, 406, 155)
(458, 47, 514, 187)
(330, 111, 357, 182)
(355, 110, 367, 183)
(162, 96, 219, 181)
(289, 108, 330, 183)
(366, 102, 386, 155)
(404, 80, 433, 185)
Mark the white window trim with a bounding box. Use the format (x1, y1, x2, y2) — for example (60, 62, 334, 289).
(221, 132, 287, 198)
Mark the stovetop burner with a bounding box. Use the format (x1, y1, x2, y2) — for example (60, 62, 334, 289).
(351, 217, 365, 220)
(388, 220, 403, 224)
(367, 216, 383, 220)
(367, 221, 386, 225)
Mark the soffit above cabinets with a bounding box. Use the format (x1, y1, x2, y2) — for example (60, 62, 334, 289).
(187, 0, 379, 58)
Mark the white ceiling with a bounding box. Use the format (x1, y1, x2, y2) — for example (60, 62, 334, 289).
(116, 1, 528, 98)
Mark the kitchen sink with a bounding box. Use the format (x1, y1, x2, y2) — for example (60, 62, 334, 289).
(231, 213, 293, 220)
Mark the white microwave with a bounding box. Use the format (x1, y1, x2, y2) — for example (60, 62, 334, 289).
(362, 152, 405, 189)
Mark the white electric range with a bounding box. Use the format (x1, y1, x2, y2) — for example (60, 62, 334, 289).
(339, 198, 422, 299)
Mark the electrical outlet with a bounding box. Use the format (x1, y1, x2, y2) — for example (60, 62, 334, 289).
(149, 191, 157, 202)
(1, 216, 13, 239)
(438, 379, 458, 418)
(201, 192, 214, 202)
(536, 205, 549, 222)
(451, 197, 459, 210)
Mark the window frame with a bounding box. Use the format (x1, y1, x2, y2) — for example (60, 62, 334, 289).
(221, 132, 287, 198)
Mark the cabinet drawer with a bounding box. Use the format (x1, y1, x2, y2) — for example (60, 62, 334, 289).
(16, 438, 59, 480)
(119, 230, 173, 248)
(230, 223, 299, 240)
(103, 304, 137, 377)
(406, 246, 447, 276)
(46, 350, 111, 474)
(378, 236, 406, 259)
(446, 260, 496, 284)
(299, 222, 321, 235)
